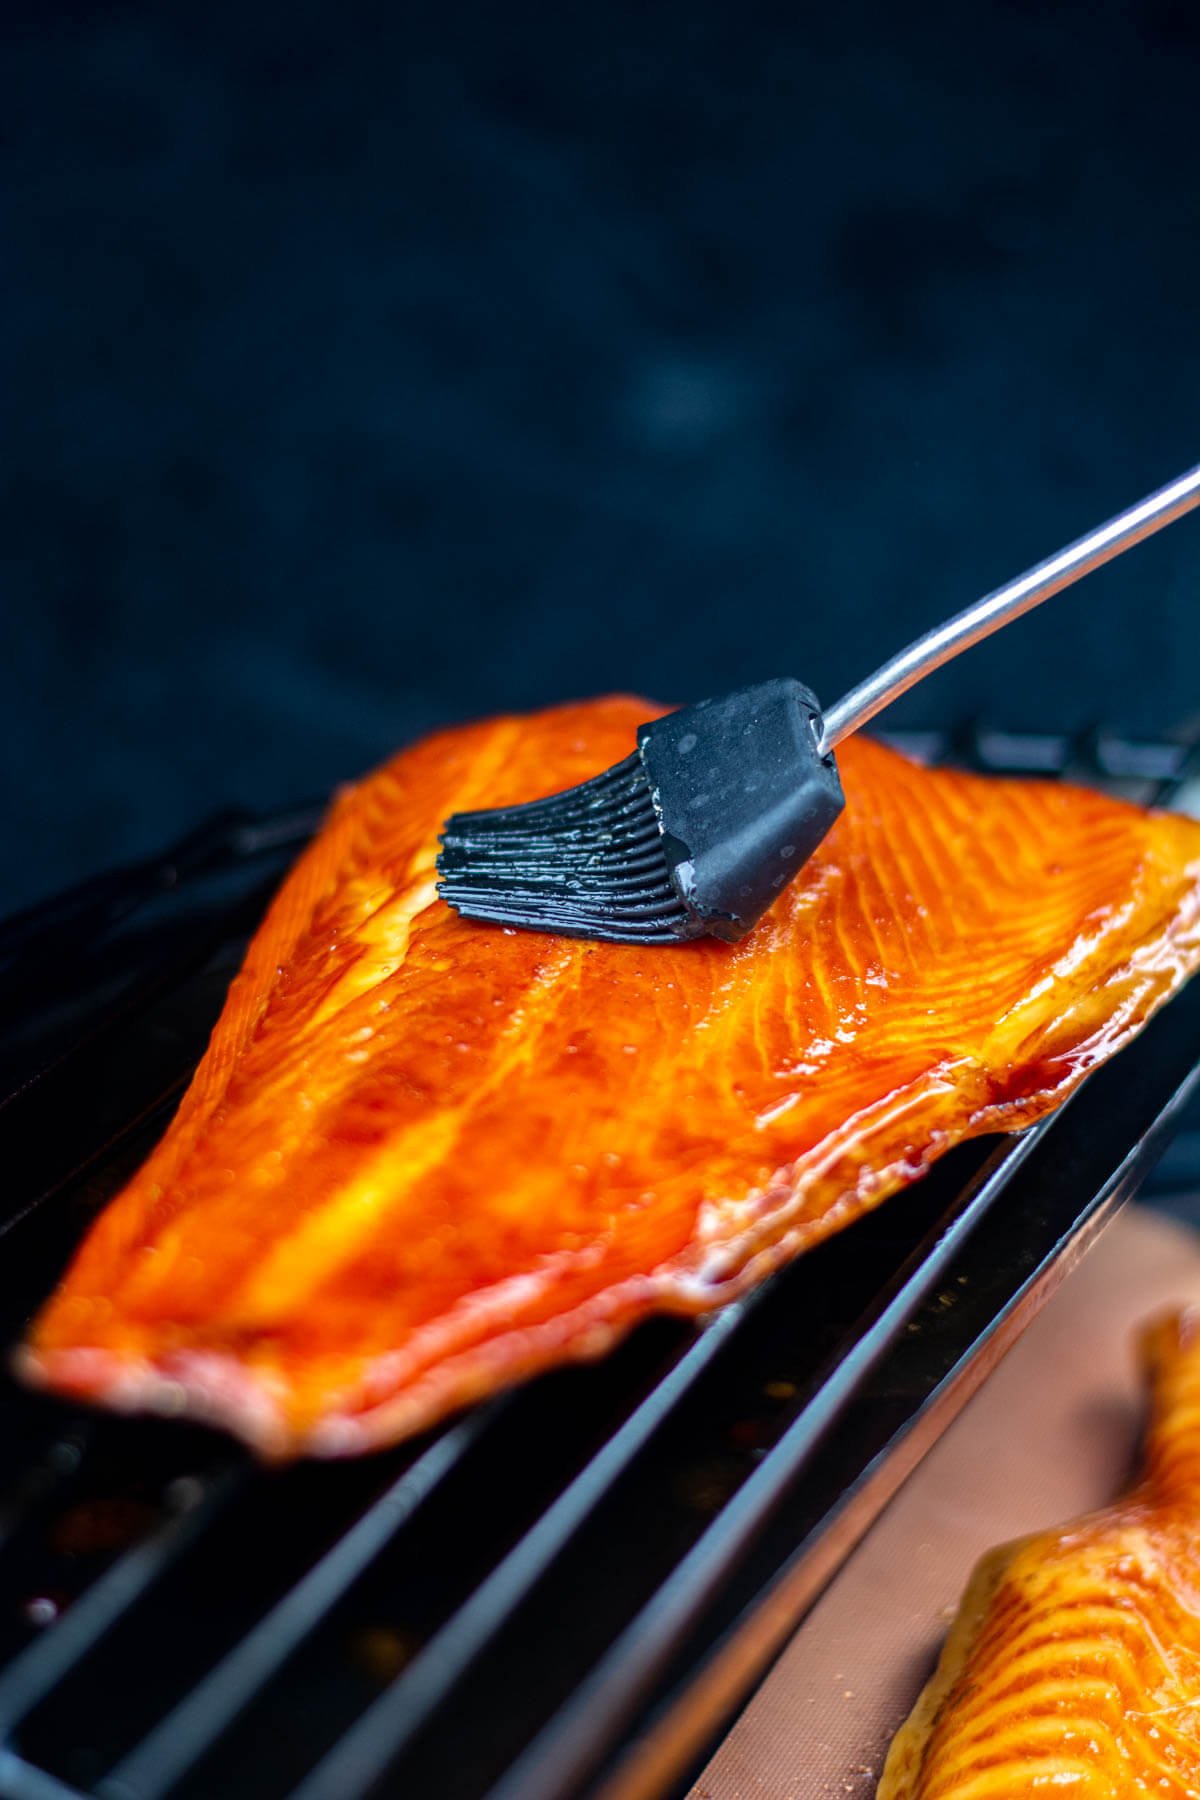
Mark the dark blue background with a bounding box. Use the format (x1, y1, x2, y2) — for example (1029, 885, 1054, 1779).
(5, 0, 1200, 913)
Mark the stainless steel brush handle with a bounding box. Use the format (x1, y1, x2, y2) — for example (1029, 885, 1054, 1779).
(821, 461, 1200, 752)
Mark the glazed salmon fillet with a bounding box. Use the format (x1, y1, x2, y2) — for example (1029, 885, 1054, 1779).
(21, 697, 1200, 1458)
(879, 1310, 1200, 1799)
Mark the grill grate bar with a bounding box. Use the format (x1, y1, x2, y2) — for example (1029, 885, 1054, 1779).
(0, 1468, 246, 1739)
(881, 722, 1200, 784)
(0, 1748, 87, 1800)
(97, 1414, 488, 1800)
(0, 1085, 188, 1251)
(485, 1139, 1053, 1800)
(280, 1303, 749, 1800)
(0, 873, 286, 1222)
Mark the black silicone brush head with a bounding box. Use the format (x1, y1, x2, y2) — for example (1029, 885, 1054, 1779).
(436, 680, 845, 945)
(435, 753, 695, 943)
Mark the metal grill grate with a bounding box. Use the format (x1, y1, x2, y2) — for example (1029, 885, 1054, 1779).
(2, 725, 1200, 1800)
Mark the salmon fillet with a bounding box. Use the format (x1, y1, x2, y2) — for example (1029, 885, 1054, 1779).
(879, 1309, 1200, 1798)
(20, 697, 1200, 1458)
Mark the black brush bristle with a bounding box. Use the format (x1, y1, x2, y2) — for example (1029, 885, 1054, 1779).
(436, 682, 845, 945)
(436, 753, 696, 943)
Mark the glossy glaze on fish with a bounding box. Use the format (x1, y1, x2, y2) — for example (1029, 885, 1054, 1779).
(879, 1309, 1200, 1798)
(21, 698, 1200, 1458)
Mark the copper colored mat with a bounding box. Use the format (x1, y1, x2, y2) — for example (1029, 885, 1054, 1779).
(687, 1202, 1200, 1800)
